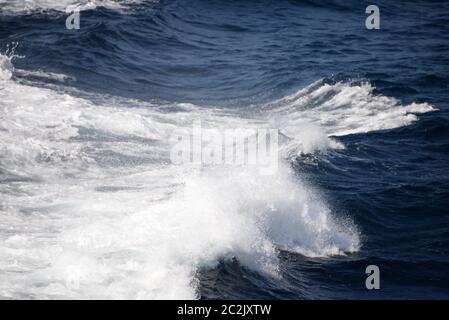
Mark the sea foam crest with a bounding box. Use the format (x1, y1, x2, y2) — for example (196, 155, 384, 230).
(270, 79, 436, 137)
(0, 0, 147, 14)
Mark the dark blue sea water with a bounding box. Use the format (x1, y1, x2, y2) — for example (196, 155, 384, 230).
(1, 0, 448, 299)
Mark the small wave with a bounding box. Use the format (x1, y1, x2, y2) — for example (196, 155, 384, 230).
(15, 69, 76, 82)
(267, 79, 436, 137)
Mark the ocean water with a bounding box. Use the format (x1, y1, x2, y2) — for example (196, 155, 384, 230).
(0, 0, 448, 299)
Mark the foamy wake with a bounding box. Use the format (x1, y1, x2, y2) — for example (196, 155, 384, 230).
(0, 0, 146, 14)
(0, 55, 435, 299)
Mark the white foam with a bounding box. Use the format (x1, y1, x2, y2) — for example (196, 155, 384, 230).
(0, 55, 13, 80)
(1, 58, 435, 299)
(0, 0, 146, 14)
(269, 79, 436, 137)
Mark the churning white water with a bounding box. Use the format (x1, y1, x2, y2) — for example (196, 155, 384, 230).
(0, 54, 435, 299)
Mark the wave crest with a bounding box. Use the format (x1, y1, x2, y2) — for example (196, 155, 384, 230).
(0, 0, 148, 15)
(269, 79, 436, 137)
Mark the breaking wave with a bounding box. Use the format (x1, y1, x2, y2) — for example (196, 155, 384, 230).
(0, 53, 435, 298)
